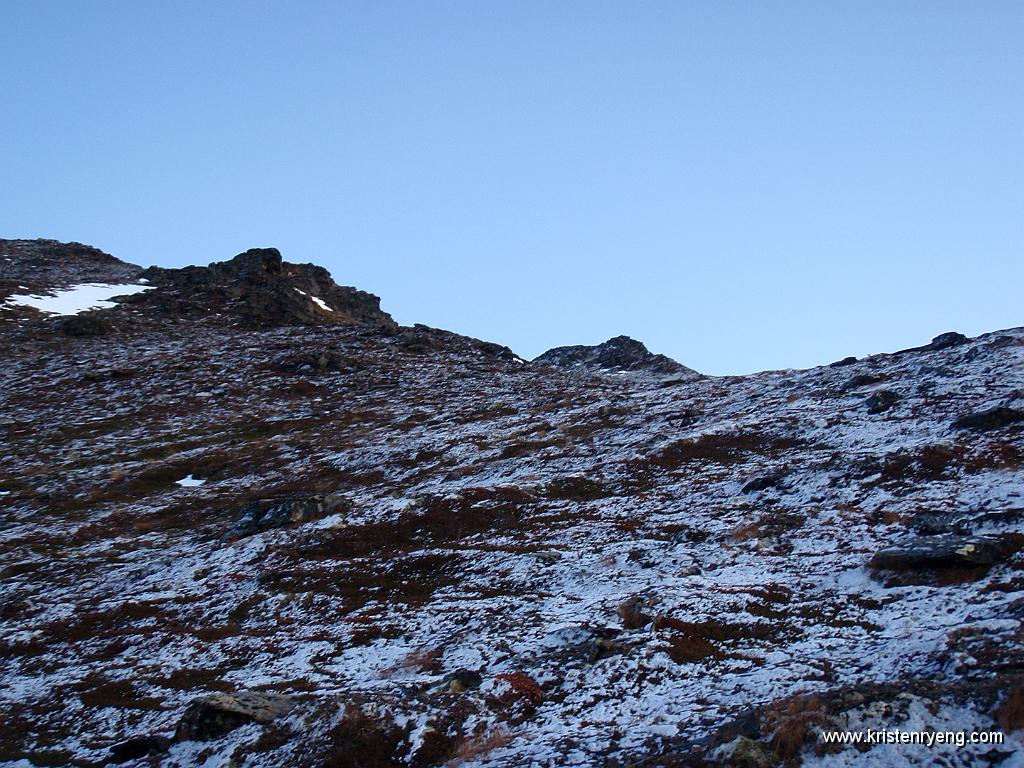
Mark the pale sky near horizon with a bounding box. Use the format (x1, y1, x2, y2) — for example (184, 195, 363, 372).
(2, 1, 1022, 375)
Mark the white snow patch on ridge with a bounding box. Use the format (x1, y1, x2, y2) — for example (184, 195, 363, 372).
(294, 287, 334, 312)
(4, 283, 153, 316)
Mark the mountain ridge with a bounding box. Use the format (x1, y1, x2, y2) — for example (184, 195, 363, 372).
(1, 239, 1023, 767)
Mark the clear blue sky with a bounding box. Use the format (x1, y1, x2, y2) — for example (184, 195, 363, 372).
(2, 1, 1022, 374)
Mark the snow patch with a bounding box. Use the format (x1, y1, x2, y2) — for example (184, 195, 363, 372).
(4, 283, 154, 315)
(294, 287, 333, 312)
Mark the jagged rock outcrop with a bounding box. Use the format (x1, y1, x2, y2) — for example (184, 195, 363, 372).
(0, 239, 142, 295)
(533, 335, 698, 376)
(134, 247, 396, 328)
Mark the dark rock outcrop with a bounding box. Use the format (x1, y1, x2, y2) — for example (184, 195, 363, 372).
(534, 335, 697, 376)
(865, 390, 899, 414)
(276, 350, 356, 375)
(829, 355, 858, 367)
(58, 314, 112, 337)
(230, 493, 351, 538)
(895, 331, 969, 356)
(0, 239, 142, 295)
(953, 407, 1024, 432)
(133, 247, 396, 329)
(869, 533, 1023, 578)
(740, 471, 786, 494)
(104, 735, 171, 764)
(842, 373, 886, 392)
(174, 691, 295, 741)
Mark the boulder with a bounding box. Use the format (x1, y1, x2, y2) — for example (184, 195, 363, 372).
(869, 534, 1023, 575)
(442, 669, 483, 693)
(865, 390, 899, 414)
(895, 331, 968, 356)
(617, 595, 653, 630)
(174, 691, 295, 741)
(230, 493, 351, 538)
(740, 472, 786, 494)
(104, 735, 171, 764)
(843, 373, 886, 391)
(952, 407, 1024, 432)
(276, 351, 353, 375)
(927, 331, 969, 351)
(829, 356, 858, 368)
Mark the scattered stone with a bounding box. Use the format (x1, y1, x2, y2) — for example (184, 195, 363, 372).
(276, 351, 353, 375)
(104, 735, 171, 764)
(952, 407, 1024, 432)
(617, 595, 653, 630)
(740, 471, 786, 494)
(443, 669, 482, 693)
(717, 735, 774, 768)
(174, 691, 295, 741)
(230, 493, 351, 538)
(912, 509, 1024, 537)
(843, 373, 886, 391)
(865, 390, 900, 414)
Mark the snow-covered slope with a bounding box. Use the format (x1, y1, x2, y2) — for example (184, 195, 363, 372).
(1, 243, 1023, 767)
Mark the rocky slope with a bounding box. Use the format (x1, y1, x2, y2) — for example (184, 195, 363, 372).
(533, 335, 697, 377)
(1, 240, 1023, 768)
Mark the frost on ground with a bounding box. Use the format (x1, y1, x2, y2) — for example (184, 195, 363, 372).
(1, 239, 1023, 767)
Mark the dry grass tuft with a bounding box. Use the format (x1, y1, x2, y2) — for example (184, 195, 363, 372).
(448, 727, 513, 766)
(494, 672, 545, 703)
(317, 704, 407, 768)
(997, 684, 1024, 732)
(762, 694, 830, 759)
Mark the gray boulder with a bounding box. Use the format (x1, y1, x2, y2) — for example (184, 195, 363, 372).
(175, 691, 296, 741)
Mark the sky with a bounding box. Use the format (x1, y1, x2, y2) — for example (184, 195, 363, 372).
(2, 1, 1022, 375)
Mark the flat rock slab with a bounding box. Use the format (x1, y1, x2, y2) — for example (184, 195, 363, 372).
(869, 534, 1024, 575)
(175, 691, 296, 741)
